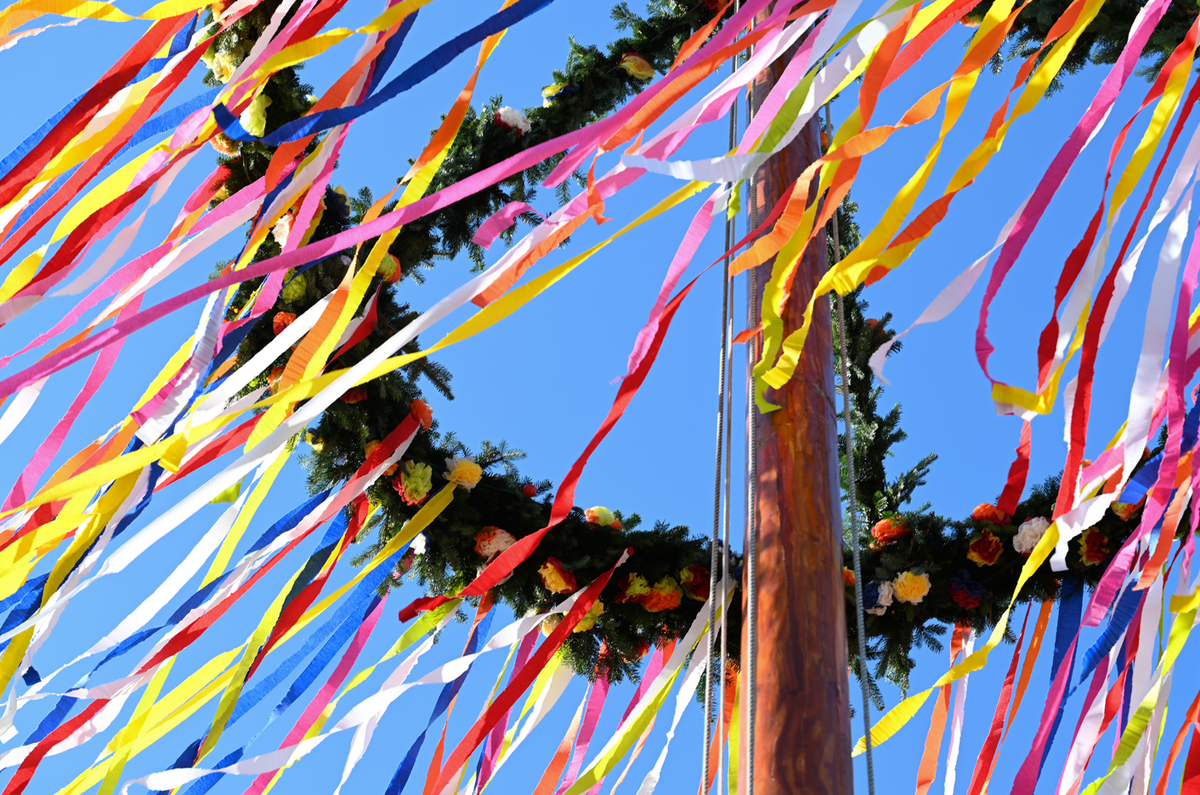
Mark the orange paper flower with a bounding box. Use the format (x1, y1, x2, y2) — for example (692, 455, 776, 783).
(272, 311, 297, 336)
(341, 387, 366, 404)
(967, 528, 1004, 567)
(538, 557, 577, 594)
(971, 503, 1011, 525)
(871, 517, 911, 545)
(641, 577, 682, 613)
(679, 566, 709, 601)
(843, 568, 856, 587)
(211, 133, 237, 157)
(410, 398, 433, 430)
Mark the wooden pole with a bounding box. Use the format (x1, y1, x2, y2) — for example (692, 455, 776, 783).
(740, 50, 854, 795)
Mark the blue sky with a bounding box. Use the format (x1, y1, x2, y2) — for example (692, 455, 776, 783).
(1, 0, 1199, 794)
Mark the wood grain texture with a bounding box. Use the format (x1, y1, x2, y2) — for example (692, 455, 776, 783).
(739, 48, 852, 795)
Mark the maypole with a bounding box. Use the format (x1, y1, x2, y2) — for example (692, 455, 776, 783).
(740, 39, 854, 795)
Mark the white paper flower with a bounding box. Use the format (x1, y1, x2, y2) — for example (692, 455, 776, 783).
(1013, 516, 1051, 556)
(271, 211, 294, 246)
(495, 106, 531, 135)
(410, 531, 426, 556)
(865, 581, 893, 616)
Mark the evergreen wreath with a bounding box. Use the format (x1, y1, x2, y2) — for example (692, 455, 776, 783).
(199, 0, 1172, 692)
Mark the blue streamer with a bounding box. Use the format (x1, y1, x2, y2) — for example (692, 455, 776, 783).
(214, 0, 557, 145)
(385, 607, 495, 795)
(1038, 576, 1084, 773)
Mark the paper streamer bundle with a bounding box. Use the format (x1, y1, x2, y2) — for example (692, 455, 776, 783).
(1, 0, 1200, 793)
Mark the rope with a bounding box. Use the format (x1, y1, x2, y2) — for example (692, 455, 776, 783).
(703, 9, 740, 788)
(826, 102, 877, 795)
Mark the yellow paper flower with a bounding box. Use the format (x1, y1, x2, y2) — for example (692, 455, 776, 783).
(306, 430, 323, 452)
(892, 571, 931, 605)
(240, 92, 272, 138)
(573, 600, 604, 633)
(618, 52, 655, 80)
(443, 456, 482, 490)
(542, 83, 568, 107)
(615, 573, 651, 604)
(212, 51, 237, 84)
(541, 613, 562, 637)
(538, 557, 577, 594)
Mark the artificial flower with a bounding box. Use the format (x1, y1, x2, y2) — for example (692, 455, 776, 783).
(618, 52, 655, 80)
(631, 641, 651, 659)
(1080, 527, 1109, 566)
(1013, 516, 1051, 556)
(971, 503, 1011, 525)
(949, 569, 985, 610)
(378, 253, 401, 283)
(538, 557, 577, 594)
(268, 366, 284, 394)
(214, 185, 229, 202)
(281, 271, 308, 303)
(870, 516, 911, 545)
(393, 460, 432, 506)
(864, 581, 893, 616)
(541, 82, 579, 107)
(522, 483, 538, 498)
(271, 210, 294, 247)
(1113, 499, 1143, 521)
(474, 527, 516, 559)
(240, 92, 272, 138)
(967, 528, 1004, 567)
(211, 51, 237, 83)
(305, 430, 323, 452)
(272, 311, 296, 336)
(200, 47, 216, 70)
(341, 387, 367, 404)
(585, 506, 620, 529)
(494, 106, 531, 135)
(641, 577, 682, 613)
(410, 398, 433, 430)
(615, 573, 651, 604)
(843, 568, 856, 587)
(679, 565, 709, 601)
(573, 600, 604, 633)
(959, 15, 980, 26)
(398, 548, 416, 574)
(541, 613, 562, 637)
(892, 571, 931, 605)
(443, 456, 483, 490)
(211, 133, 237, 157)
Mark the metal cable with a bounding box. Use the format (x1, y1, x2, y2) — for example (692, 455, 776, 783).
(705, 9, 741, 792)
(744, 68, 758, 795)
(826, 101, 876, 795)
(702, 170, 732, 795)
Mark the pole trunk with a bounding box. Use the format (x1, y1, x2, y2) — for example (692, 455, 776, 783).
(739, 53, 853, 795)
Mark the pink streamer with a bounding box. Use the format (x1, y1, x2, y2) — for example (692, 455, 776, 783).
(0, 293, 142, 511)
(471, 202, 542, 250)
(974, 0, 1173, 385)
